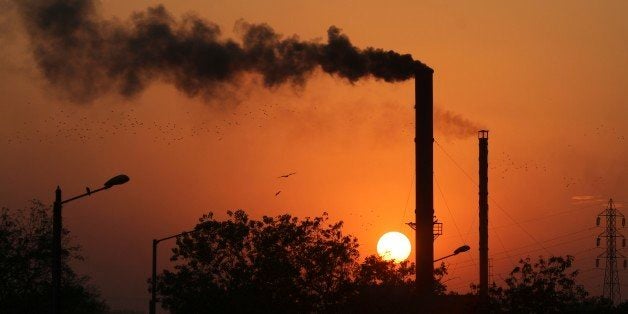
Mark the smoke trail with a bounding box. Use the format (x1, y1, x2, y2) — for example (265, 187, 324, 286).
(15, 0, 428, 103)
(435, 107, 483, 139)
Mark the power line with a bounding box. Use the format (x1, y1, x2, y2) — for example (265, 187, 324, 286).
(489, 227, 596, 258)
(434, 175, 476, 268)
(400, 173, 415, 225)
(491, 219, 516, 270)
(490, 199, 552, 255)
(434, 139, 477, 187)
(434, 174, 477, 282)
(435, 175, 465, 243)
(434, 139, 479, 242)
(452, 228, 596, 270)
(434, 139, 551, 255)
(572, 246, 602, 257)
(494, 233, 592, 261)
(454, 233, 596, 269)
(488, 203, 604, 231)
(437, 203, 601, 240)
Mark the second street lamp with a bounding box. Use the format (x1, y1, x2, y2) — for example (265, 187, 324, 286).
(149, 232, 182, 314)
(150, 225, 211, 314)
(52, 174, 130, 314)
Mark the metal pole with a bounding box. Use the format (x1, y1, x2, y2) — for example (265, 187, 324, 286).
(148, 230, 206, 313)
(49, 175, 129, 314)
(150, 239, 158, 314)
(52, 186, 62, 314)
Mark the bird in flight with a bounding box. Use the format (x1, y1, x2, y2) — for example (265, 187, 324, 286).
(278, 172, 296, 178)
(275, 191, 282, 196)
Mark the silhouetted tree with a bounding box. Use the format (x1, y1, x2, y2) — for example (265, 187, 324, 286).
(615, 300, 628, 312)
(0, 200, 107, 313)
(157, 210, 360, 313)
(356, 255, 416, 286)
(340, 256, 447, 312)
(485, 256, 588, 313)
(156, 210, 448, 313)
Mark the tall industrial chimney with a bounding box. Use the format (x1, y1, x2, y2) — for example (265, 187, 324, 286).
(415, 66, 434, 300)
(478, 130, 489, 305)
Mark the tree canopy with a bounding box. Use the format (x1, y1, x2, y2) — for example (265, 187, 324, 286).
(155, 210, 446, 313)
(0, 200, 107, 313)
(484, 255, 627, 313)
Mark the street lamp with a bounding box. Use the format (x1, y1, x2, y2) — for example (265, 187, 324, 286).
(149, 224, 214, 314)
(433, 245, 470, 263)
(149, 232, 181, 314)
(52, 174, 130, 314)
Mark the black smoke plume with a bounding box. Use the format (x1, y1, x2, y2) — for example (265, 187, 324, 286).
(15, 0, 428, 102)
(435, 108, 484, 139)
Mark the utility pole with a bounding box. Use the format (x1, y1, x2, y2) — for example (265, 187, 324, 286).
(150, 227, 214, 314)
(150, 239, 158, 314)
(52, 187, 62, 314)
(596, 198, 626, 305)
(51, 175, 130, 314)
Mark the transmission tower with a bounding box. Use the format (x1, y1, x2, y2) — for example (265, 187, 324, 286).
(595, 198, 626, 305)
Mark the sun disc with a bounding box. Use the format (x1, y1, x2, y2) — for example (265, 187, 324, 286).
(377, 231, 411, 263)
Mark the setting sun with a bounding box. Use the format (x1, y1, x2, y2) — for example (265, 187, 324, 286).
(377, 231, 412, 263)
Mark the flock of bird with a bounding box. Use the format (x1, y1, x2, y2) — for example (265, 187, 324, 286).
(4, 101, 625, 199)
(3, 103, 286, 146)
(439, 122, 628, 193)
(491, 150, 587, 190)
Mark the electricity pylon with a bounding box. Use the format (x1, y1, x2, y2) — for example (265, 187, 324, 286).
(596, 198, 626, 305)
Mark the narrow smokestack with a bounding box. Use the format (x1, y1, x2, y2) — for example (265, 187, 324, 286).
(415, 66, 434, 300)
(478, 130, 489, 305)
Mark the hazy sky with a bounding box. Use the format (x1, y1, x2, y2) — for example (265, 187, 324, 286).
(1, 0, 627, 311)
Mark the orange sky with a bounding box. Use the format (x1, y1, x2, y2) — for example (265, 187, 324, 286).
(1, 0, 628, 311)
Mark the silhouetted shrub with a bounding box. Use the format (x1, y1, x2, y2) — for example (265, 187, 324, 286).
(0, 200, 107, 313)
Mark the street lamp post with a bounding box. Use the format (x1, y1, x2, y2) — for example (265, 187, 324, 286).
(52, 174, 129, 314)
(434, 245, 470, 263)
(149, 233, 181, 314)
(149, 225, 213, 314)
(150, 239, 157, 314)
